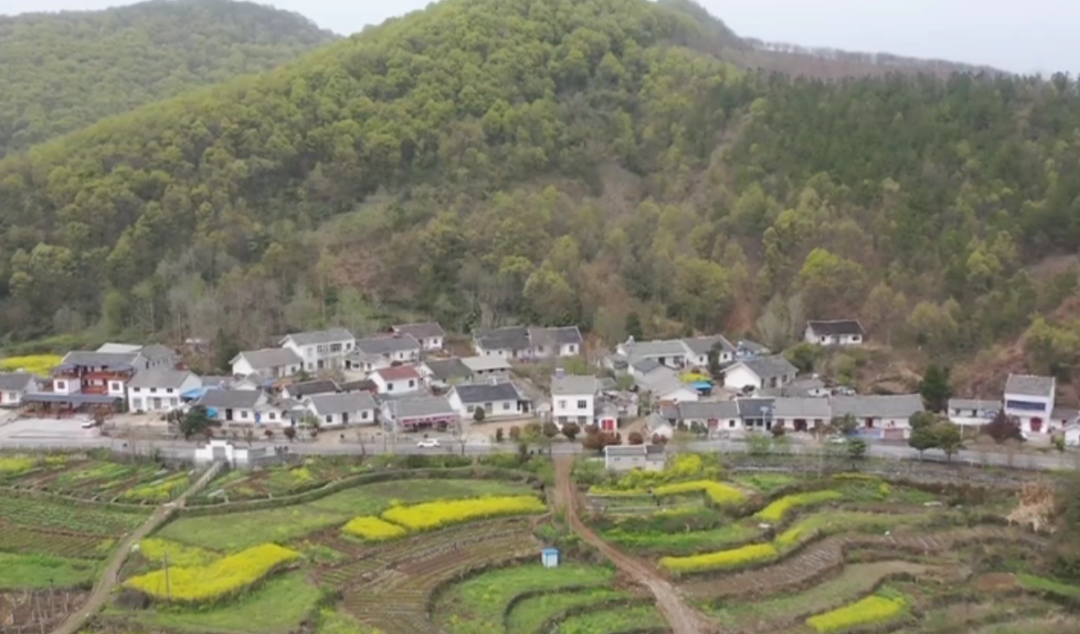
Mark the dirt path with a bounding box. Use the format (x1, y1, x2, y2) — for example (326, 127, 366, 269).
(553, 455, 714, 634)
(49, 461, 225, 634)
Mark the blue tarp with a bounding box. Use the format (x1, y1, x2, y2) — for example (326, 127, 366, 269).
(691, 381, 713, 391)
(181, 386, 209, 400)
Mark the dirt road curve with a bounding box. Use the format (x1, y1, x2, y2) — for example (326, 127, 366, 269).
(553, 455, 715, 634)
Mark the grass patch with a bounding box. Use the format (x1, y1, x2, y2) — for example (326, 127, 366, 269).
(0, 494, 147, 536)
(163, 479, 536, 551)
(806, 589, 909, 632)
(601, 522, 757, 554)
(734, 472, 796, 494)
(507, 588, 626, 633)
(434, 564, 614, 634)
(757, 490, 843, 523)
(0, 456, 36, 474)
(116, 571, 323, 633)
(0, 552, 98, 589)
(315, 607, 383, 633)
(1017, 574, 1080, 599)
(556, 604, 667, 634)
(138, 538, 219, 568)
(775, 511, 944, 551)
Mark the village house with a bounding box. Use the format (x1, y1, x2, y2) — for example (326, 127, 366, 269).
(947, 398, 1002, 427)
(1052, 406, 1080, 431)
(352, 334, 422, 365)
(677, 400, 741, 433)
(528, 326, 584, 358)
(371, 366, 422, 395)
(645, 413, 675, 440)
(603, 444, 666, 472)
(722, 356, 798, 391)
(473, 326, 531, 359)
(831, 394, 924, 439)
(230, 348, 303, 381)
(761, 377, 830, 398)
(551, 373, 600, 427)
(734, 340, 771, 361)
(804, 320, 866, 346)
(772, 397, 832, 432)
(279, 328, 355, 372)
(682, 336, 735, 368)
(460, 356, 512, 378)
(306, 392, 377, 427)
(382, 395, 460, 432)
(392, 322, 446, 351)
(421, 358, 474, 387)
(198, 389, 269, 425)
(1003, 374, 1056, 433)
(281, 379, 339, 401)
(447, 381, 528, 420)
(97, 343, 180, 371)
(41, 351, 144, 412)
(0, 372, 40, 407)
(127, 369, 201, 413)
(343, 351, 391, 374)
(637, 368, 699, 404)
(737, 397, 777, 430)
(628, 358, 665, 380)
(616, 338, 691, 369)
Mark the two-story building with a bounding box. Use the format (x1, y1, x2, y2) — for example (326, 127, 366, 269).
(230, 348, 303, 381)
(391, 323, 445, 351)
(50, 351, 143, 404)
(279, 328, 355, 372)
(804, 320, 866, 346)
(551, 374, 599, 427)
(127, 369, 202, 413)
(371, 366, 422, 395)
(1003, 374, 1055, 433)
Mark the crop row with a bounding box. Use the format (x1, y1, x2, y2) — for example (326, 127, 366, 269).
(806, 592, 909, 632)
(0, 523, 112, 559)
(124, 543, 299, 604)
(755, 490, 843, 523)
(0, 495, 146, 536)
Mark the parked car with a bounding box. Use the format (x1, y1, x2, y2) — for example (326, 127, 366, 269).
(416, 438, 440, 448)
(826, 435, 848, 445)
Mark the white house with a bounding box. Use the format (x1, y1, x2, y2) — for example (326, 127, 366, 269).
(353, 334, 421, 365)
(831, 394, 924, 438)
(551, 374, 599, 427)
(804, 320, 866, 346)
(230, 348, 302, 381)
(198, 390, 269, 425)
(528, 326, 584, 358)
(722, 356, 798, 391)
(97, 343, 180, 371)
(617, 338, 692, 369)
(645, 413, 675, 440)
(447, 381, 526, 420)
(127, 370, 201, 413)
(194, 439, 270, 468)
(682, 336, 735, 368)
(1003, 374, 1055, 434)
(947, 398, 1001, 427)
(473, 326, 531, 359)
(382, 395, 460, 432)
(460, 356, 512, 377)
(371, 366, 422, 395)
(280, 328, 355, 372)
(678, 400, 740, 433)
(603, 445, 666, 472)
(392, 323, 446, 351)
(772, 397, 832, 432)
(0, 372, 40, 407)
(306, 391, 377, 427)
(638, 368, 699, 403)
(422, 358, 474, 387)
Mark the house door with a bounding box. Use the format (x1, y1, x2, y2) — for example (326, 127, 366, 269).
(865, 418, 874, 428)
(152, 398, 162, 410)
(225, 408, 234, 422)
(1031, 418, 1043, 432)
(342, 412, 349, 425)
(794, 419, 807, 432)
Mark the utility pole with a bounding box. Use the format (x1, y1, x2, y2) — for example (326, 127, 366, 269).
(164, 552, 171, 603)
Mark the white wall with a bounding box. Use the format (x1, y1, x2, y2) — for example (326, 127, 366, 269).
(658, 386, 699, 403)
(553, 392, 595, 425)
(128, 375, 201, 413)
(723, 366, 762, 390)
(231, 357, 256, 378)
(1004, 391, 1054, 433)
(805, 328, 862, 346)
(448, 392, 519, 419)
(310, 408, 375, 427)
(372, 374, 421, 394)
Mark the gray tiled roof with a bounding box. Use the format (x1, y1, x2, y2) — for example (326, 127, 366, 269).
(630, 358, 663, 375)
(386, 396, 457, 419)
(736, 397, 776, 417)
(424, 358, 473, 382)
(354, 334, 420, 356)
(0, 372, 36, 392)
(682, 335, 734, 355)
(738, 355, 798, 380)
(551, 375, 599, 395)
(624, 339, 690, 358)
(1052, 407, 1079, 422)
(773, 397, 832, 419)
(453, 382, 522, 403)
(128, 369, 196, 389)
(948, 398, 1001, 412)
(678, 400, 739, 420)
(475, 326, 530, 351)
(281, 328, 354, 346)
(529, 326, 583, 348)
(234, 348, 302, 370)
(393, 322, 445, 339)
(307, 392, 376, 414)
(806, 320, 865, 336)
(199, 390, 263, 409)
(58, 351, 141, 369)
(286, 380, 339, 398)
(139, 344, 178, 360)
(1005, 374, 1055, 398)
(830, 394, 924, 419)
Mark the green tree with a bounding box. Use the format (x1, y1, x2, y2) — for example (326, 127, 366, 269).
(561, 422, 581, 441)
(933, 423, 964, 461)
(846, 437, 867, 460)
(473, 408, 486, 423)
(180, 406, 213, 441)
(831, 414, 858, 435)
(908, 424, 938, 459)
(919, 364, 952, 413)
(785, 342, 820, 374)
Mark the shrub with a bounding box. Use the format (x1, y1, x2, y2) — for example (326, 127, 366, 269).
(628, 431, 644, 445)
(660, 543, 778, 575)
(756, 490, 843, 523)
(0, 456, 35, 474)
(342, 516, 408, 541)
(381, 495, 545, 531)
(138, 538, 219, 568)
(806, 594, 907, 632)
(124, 543, 299, 603)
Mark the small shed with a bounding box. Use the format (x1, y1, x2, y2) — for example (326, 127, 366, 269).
(541, 547, 560, 568)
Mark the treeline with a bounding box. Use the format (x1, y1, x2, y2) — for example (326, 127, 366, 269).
(0, 0, 336, 155)
(0, 0, 1078, 373)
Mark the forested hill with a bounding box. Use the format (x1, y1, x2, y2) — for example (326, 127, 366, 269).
(1, 0, 1079, 383)
(0, 0, 337, 155)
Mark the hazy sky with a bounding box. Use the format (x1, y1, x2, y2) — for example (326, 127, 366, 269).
(2, 0, 1074, 76)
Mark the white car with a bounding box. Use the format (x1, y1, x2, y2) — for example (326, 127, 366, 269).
(827, 435, 849, 445)
(416, 438, 440, 448)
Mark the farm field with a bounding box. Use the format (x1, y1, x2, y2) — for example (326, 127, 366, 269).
(0, 452, 191, 503)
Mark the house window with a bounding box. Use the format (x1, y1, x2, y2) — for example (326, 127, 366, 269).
(132, 387, 141, 393)
(576, 400, 587, 409)
(362, 410, 370, 420)
(150, 388, 158, 393)
(728, 420, 736, 428)
(240, 411, 249, 419)
(56, 381, 65, 390)
(569, 345, 577, 353)
(484, 402, 493, 413)
(467, 405, 475, 413)
(166, 388, 174, 393)
(558, 399, 567, 409)
(111, 382, 122, 391)
(503, 402, 510, 410)
(387, 382, 395, 391)
(408, 379, 415, 388)
(326, 415, 333, 423)
(268, 413, 276, 420)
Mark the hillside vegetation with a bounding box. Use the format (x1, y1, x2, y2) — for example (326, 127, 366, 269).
(0, 0, 1079, 385)
(0, 0, 336, 155)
